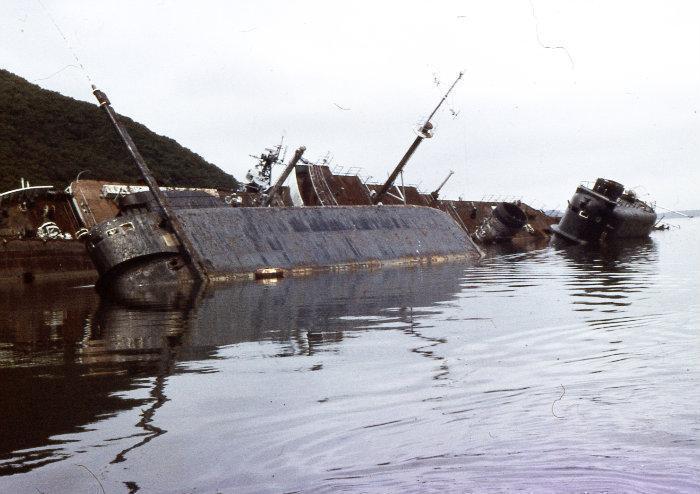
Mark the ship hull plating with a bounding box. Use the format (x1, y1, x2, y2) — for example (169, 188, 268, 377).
(293, 163, 558, 244)
(552, 179, 657, 244)
(88, 205, 482, 289)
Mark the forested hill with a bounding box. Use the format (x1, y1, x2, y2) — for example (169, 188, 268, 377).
(0, 69, 238, 192)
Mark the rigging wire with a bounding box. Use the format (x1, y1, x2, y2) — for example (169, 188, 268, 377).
(35, 0, 93, 87)
(32, 63, 80, 82)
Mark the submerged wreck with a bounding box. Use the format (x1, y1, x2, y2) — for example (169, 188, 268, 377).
(0, 177, 249, 283)
(552, 178, 657, 244)
(291, 162, 555, 246)
(85, 86, 482, 291)
(271, 73, 557, 247)
(0, 180, 96, 283)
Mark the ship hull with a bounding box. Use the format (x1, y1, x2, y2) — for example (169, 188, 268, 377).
(607, 204, 658, 240)
(0, 184, 96, 284)
(88, 205, 482, 291)
(0, 239, 96, 284)
(293, 164, 558, 244)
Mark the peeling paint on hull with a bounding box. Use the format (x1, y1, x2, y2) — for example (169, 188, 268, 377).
(88, 205, 482, 294)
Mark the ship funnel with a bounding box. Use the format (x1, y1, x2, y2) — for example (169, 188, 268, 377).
(90, 86, 208, 281)
(472, 202, 527, 243)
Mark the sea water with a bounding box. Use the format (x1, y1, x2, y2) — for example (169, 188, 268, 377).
(1, 219, 698, 493)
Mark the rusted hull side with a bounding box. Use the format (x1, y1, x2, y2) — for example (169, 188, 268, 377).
(295, 164, 559, 243)
(88, 205, 482, 292)
(0, 239, 96, 284)
(293, 165, 364, 206)
(552, 180, 657, 244)
(435, 200, 557, 244)
(179, 206, 479, 279)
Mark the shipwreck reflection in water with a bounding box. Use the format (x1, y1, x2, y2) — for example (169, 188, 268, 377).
(0, 283, 101, 474)
(556, 237, 658, 313)
(1, 224, 697, 493)
(87, 297, 197, 467)
(552, 238, 662, 380)
(0, 264, 466, 474)
(188, 265, 464, 355)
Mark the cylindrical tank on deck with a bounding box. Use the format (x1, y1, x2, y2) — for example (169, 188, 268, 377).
(592, 178, 625, 202)
(551, 184, 617, 244)
(472, 202, 527, 243)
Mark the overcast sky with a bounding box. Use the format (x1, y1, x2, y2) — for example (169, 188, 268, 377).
(2, 1, 698, 210)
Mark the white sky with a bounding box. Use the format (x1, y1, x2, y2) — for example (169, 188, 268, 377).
(2, 1, 699, 210)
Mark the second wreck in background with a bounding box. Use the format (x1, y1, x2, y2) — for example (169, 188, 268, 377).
(552, 178, 657, 244)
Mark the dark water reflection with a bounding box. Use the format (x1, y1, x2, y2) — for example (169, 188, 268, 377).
(558, 237, 658, 312)
(1, 220, 698, 493)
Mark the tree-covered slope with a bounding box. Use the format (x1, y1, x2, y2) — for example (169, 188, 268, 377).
(0, 69, 238, 192)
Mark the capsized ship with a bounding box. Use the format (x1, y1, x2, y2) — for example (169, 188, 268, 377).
(260, 74, 557, 247)
(85, 86, 483, 291)
(0, 180, 95, 283)
(552, 178, 657, 244)
(290, 162, 556, 246)
(0, 177, 263, 284)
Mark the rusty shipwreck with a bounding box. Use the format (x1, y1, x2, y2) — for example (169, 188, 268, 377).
(552, 178, 657, 244)
(0, 178, 260, 284)
(288, 162, 556, 247)
(0, 180, 94, 283)
(251, 73, 557, 248)
(84, 85, 483, 291)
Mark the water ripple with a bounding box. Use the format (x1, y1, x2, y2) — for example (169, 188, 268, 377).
(1, 222, 699, 492)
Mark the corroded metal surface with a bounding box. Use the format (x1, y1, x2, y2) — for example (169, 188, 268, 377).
(0, 187, 81, 239)
(608, 202, 658, 239)
(71, 179, 295, 220)
(117, 189, 225, 213)
(295, 165, 378, 206)
(0, 185, 95, 283)
(87, 212, 181, 276)
(69, 180, 122, 229)
(220, 189, 294, 207)
(0, 239, 96, 284)
(472, 202, 528, 243)
(297, 164, 559, 244)
(434, 200, 557, 244)
(367, 183, 432, 206)
(552, 178, 657, 244)
(87, 204, 482, 290)
(69, 180, 237, 228)
(177, 205, 480, 279)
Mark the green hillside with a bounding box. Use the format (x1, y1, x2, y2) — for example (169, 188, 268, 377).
(0, 69, 238, 192)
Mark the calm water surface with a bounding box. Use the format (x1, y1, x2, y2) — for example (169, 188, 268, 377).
(1, 219, 698, 493)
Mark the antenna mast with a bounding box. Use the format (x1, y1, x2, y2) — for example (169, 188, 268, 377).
(372, 72, 463, 205)
(262, 146, 306, 207)
(431, 170, 455, 200)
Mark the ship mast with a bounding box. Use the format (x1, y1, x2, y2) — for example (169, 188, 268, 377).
(91, 86, 208, 281)
(430, 170, 455, 200)
(372, 72, 463, 205)
(262, 146, 306, 207)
